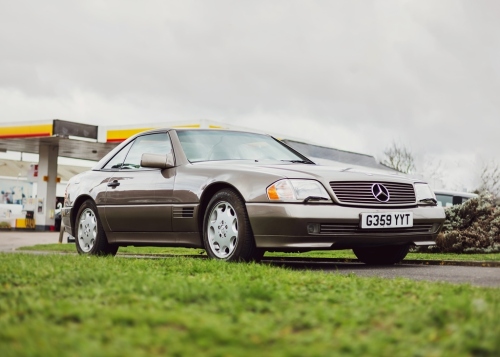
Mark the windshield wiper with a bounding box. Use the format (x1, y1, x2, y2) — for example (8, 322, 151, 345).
(304, 196, 330, 203)
(280, 159, 314, 164)
(418, 198, 438, 205)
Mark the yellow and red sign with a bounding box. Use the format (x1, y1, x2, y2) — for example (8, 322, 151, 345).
(0, 124, 52, 139)
(0, 122, 223, 142)
(106, 128, 154, 143)
(105, 124, 204, 143)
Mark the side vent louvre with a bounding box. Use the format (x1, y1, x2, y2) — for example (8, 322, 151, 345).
(173, 207, 195, 218)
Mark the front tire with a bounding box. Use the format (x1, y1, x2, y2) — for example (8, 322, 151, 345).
(352, 244, 410, 265)
(203, 189, 262, 262)
(75, 200, 118, 256)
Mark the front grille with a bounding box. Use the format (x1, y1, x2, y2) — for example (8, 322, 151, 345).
(319, 223, 434, 235)
(329, 181, 416, 205)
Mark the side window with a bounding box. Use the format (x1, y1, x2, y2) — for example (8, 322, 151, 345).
(435, 194, 453, 207)
(103, 142, 133, 170)
(121, 133, 172, 170)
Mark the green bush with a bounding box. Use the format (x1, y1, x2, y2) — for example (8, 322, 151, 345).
(0, 221, 11, 229)
(427, 192, 500, 253)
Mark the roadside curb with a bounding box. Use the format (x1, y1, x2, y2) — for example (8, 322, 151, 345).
(9, 250, 499, 267)
(401, 259, 500, 268)
(261, 256, 500, 267)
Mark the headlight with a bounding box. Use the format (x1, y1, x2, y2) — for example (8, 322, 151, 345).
(267, 179, 332, 202)
(414, 183, 437, 205)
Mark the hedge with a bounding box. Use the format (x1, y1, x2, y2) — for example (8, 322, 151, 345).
(422, 192, 500, 253)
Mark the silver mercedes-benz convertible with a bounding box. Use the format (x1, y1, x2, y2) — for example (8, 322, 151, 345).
(62, 128, 445, 265)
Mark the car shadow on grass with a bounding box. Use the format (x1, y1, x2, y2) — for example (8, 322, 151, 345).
(263, 259, 422, 272)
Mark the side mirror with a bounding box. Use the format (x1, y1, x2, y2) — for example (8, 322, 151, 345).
(141, 152, 175, 169)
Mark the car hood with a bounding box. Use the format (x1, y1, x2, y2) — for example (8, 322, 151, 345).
(191, 160, 419, 184)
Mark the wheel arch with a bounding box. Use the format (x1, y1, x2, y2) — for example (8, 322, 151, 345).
(70, 194, 95, 236)
(197, 182, 246, 233)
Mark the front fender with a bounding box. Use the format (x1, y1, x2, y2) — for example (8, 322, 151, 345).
(173, 165, 286, 203)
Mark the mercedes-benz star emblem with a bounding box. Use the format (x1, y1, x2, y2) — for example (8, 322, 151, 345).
(371, 183, 390, 202)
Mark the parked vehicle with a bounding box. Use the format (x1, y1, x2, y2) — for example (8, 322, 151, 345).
(62, 129, 445, 265)
(433, 189, 478, 207)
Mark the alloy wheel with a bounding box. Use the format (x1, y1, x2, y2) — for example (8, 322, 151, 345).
(77, 208, 97, 252)
(207, 201, 238, 258)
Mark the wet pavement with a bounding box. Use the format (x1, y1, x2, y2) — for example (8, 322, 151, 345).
(0, 230, 62, 252)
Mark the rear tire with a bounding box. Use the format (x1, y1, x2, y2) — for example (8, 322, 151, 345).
(75, 200, 118, 256)
(203, 189, 262, 262)
(352, 244, 410, 265)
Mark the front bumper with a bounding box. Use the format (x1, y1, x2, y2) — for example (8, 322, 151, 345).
(246, 203, 446, 250)
(61, 207, 72, 235)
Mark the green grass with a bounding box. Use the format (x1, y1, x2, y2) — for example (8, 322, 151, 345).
(18, 243, 500, 262)
(0, 254, 499, 356)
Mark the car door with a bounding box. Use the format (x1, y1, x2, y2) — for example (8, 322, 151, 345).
(104, 132, 175, 232)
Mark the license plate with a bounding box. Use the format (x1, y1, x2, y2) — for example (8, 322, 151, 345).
(360, 212, 413, 229)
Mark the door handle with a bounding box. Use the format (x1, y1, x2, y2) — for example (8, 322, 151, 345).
(107, 180, 120, 187)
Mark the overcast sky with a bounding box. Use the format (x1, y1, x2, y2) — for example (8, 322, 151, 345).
(1, 0, 499, 190)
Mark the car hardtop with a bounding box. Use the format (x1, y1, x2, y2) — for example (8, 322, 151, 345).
(433, 189, 478, 198)
(92, 128, 308, 171)
(90, 128, 428, 186)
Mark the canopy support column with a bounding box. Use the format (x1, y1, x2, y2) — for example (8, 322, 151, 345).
(35, 143, 59, 230)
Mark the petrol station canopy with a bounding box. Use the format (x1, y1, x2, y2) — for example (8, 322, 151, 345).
(1, 120, 119, 161)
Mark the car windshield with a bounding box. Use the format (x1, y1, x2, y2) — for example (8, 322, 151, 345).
(177, 130, 311, 163)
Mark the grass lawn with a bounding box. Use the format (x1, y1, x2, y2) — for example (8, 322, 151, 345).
(18, 243, 500, 262)
(1, 253, 499, 356)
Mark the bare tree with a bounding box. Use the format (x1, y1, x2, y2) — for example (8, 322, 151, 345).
(419, 155, 445, 188)
(478, 161, 500, 198)
(381, 141, 415, 174)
